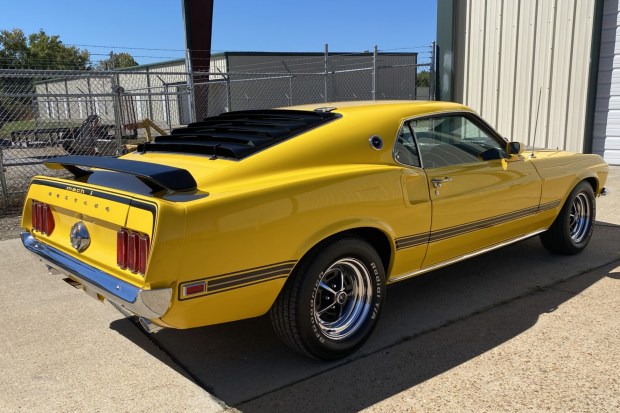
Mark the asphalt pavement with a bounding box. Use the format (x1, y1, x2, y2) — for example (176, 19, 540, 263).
(0, 167, 618, 413)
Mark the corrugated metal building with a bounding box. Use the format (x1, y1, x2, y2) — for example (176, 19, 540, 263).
(437, 0, 620, 165)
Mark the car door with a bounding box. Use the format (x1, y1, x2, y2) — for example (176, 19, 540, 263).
(391, 122, 433, 276)
(411, 113, 542, 267)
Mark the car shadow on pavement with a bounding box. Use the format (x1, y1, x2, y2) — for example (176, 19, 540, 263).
(110, 224, 620, 411)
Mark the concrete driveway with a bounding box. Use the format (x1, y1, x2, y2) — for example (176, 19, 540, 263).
(1, 167, 619, 412)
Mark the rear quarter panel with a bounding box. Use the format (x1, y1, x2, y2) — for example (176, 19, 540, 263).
(162, 164, 410, 328)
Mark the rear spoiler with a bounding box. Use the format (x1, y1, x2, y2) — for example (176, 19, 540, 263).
(44, 155, 197, 192)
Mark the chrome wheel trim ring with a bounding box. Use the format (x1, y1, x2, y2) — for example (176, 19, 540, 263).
(569, 192, 591, 243)
(313, 258, 373, 341)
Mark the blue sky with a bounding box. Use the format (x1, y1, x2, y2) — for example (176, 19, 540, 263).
(0, 0, 437, 65)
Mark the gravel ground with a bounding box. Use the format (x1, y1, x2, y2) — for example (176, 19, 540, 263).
(0, 214, 21, 241)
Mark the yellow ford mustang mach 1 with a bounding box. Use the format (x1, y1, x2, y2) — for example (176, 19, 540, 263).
(21, 101, 608, 360)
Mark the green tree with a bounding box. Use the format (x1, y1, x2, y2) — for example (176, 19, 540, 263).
(97, 52, 138, 70)
(0, 28, 28, 68)
(416, 70, 431, 87)
(0, 28, 91, 123)
(0, 28, 90, 69)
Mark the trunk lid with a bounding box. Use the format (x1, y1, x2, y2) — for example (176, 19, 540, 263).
(24, 177, 157, 286)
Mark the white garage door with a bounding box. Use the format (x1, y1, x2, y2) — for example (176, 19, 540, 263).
(594, 0, 620, 165)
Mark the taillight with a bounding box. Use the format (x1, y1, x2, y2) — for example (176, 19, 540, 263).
(138, 235, 150, 275)
(117, 229, 128, 269)
(117, 228, 150, 275)
(31, 200, 55, 236)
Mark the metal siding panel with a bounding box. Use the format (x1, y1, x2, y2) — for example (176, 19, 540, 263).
(600, 27, 617, 42)
(603, 150, 620, 163)
(466, 0, 486, 112)
(596, 69, 620, 87)
(596, 56, 616, 71)
(452, 0, 597, 154)
(604, 136, 620, 148)
(601, 108, 620, 123)
(496, 0, 520, 139)
(564, 0, 595, 153)
(595, 95, 620, 111)
(529, 0, 555, 149)
(597, 71, 620, 96)
(599, 41, 617, 59)
(460, 0, 472, 103)
(513, 0, 538, 145)
(481, 0, 501, 124)
(547, 0, 575, 151)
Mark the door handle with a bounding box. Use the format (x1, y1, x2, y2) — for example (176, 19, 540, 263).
(431, 177, 452, 188)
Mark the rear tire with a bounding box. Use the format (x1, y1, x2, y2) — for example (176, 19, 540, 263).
(270, 237, 385, 360)
(540, 181, 595, 255)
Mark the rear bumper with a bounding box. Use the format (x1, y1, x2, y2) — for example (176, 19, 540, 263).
(21, 231, 171, 319)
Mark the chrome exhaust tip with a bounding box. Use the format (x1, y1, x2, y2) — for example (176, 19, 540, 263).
(601, 187, 609, 196)
(138, 317, 164, 334)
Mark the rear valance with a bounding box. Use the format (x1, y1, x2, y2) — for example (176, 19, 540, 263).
(44, 155, 197, 192)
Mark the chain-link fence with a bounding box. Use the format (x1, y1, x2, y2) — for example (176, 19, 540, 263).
(0, 43, 435, 213)
(193, 46, 434, 118)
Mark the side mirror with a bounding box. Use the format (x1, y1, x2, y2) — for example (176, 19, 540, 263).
(507, 141, 524, 155)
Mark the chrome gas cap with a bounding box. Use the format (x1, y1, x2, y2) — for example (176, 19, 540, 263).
(70, 221, 90, 252)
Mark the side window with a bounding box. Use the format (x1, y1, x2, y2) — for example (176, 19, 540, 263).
(393, 123, 421, 167)
(411, 115, 507, 168)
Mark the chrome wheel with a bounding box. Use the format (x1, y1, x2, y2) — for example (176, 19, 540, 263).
(271, 237, 385, 359)
(313, 258, 373, 341)
(540, 182, 596, 255)
(569, 192, 592, 243)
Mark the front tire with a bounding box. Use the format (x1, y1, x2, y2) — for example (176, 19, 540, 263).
(540, 181, 596, 254)
(270, 237, 385, 360)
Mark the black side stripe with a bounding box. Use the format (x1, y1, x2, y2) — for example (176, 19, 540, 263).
(430, 205, 539, 242)
(539, 200, 561, 211)
(179, 260, 297, 300)
(396, 200, 561, 250)
(395, 233, 430, 249)
(208, 263, 296, 291)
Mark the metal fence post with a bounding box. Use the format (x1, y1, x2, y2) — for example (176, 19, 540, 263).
(185, 49, 197, 123)
(324, 43, 329, 103)
(226, 75, 231, 112)
(156, 76, 173, 132)
(146, 68, 154, 119)
(111, 75, 123, 155)
(86, 77, 94, 114)
(372, 45, 378, 101)
(289, 75, 293, 106)
(430, 41, 436, 101)
(64, 79, 71, 119)
(0, 149, 8, 213)
(281, 61, 293, 106)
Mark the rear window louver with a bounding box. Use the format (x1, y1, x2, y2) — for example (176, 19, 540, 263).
(137, 109, 341, 160)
